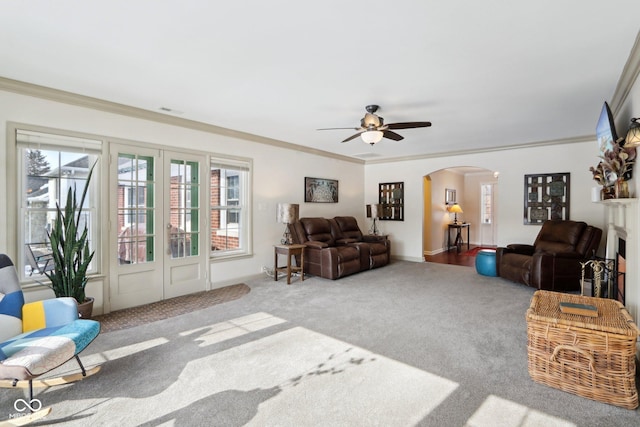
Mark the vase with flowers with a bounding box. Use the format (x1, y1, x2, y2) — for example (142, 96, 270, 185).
(590, 140, 635, 199)
(589, 161, 615, 199)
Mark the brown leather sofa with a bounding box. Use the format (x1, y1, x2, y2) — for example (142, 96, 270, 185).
(290, 216, 390, 280)
(495, 220, 602, 292)
(333, 216, 390, 269)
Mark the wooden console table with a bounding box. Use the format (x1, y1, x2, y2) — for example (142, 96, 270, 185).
(448, 223, 470, 253)
(274, 244, 306, 284)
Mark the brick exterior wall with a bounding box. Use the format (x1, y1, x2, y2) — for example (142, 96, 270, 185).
(118, 169, 240, 257)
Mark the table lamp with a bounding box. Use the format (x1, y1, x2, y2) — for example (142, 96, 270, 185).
(276, 203, 299, 245)
(448, 203, 463, 224)
(366, 203, 382, 235)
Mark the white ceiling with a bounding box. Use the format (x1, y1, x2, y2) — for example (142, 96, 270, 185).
(1, 1, 639, 162)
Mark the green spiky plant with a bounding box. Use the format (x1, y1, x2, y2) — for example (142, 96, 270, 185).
(45, 161, 96, 303)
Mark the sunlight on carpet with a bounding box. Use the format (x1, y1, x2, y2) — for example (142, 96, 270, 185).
(465, 395, 577, 427)
(46, 312, 580, 426)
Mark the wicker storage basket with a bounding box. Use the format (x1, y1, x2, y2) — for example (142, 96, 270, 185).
(526, 290, 640, 409)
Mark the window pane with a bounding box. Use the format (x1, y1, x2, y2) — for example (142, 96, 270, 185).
(117, 154, 155, 264)
(481, 184, 493, 224)
(169, 160, 199, 258)
(210, 161, 248, 256)
(20, 137, 99, 279)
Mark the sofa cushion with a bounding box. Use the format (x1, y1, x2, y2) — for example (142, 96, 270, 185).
(300, 218, 335, 246)
(534, 220, 586, 248)
(333, 216, 363, 240)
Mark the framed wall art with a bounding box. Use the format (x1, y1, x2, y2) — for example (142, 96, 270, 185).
(445, 188, 456, 205)
(379, 182, 404, 221)
(304, 177, 338, 203)
(524, 172, 570, 224)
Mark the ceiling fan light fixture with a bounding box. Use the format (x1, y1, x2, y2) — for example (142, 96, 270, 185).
(361, 130, 384, 145)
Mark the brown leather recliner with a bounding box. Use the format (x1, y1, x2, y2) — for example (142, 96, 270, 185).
(495, 220, 602, 292)
(290, 217, 362, 280)
(333, 216, 390, 269)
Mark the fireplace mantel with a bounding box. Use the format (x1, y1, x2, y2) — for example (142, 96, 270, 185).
(599, 198, 639, 356)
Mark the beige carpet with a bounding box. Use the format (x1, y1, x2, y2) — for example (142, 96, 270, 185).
(2, 262, 637, 426)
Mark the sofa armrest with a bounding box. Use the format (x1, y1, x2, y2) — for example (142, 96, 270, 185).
(505, 244, 535, 255)
(336, 238, 360, 245)
(304, 241, 329, 249)
(534, 250, 582, 259)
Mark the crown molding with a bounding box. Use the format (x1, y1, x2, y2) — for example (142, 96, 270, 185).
(364, 135, 594, 165)
(610, 30, 640, 115)
(0, 77, 364, 165)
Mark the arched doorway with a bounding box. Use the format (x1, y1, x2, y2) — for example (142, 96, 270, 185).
(423, 167, 499, 257)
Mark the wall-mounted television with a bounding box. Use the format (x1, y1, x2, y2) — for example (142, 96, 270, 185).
(596, 101, 632, 180)
(596, 101, 618, 155)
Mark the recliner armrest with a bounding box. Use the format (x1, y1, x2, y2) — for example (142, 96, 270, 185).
(505, 244, 535, 255)
(304, 241, 329, 249)
(336, 238, 359, 245)
(533, 250, 583, 259)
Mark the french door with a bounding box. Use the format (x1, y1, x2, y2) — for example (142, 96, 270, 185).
(109, 144, 208, 311)
(479, 182, 497, 246)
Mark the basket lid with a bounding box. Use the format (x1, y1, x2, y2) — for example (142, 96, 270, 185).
(527, 290, 640, 337)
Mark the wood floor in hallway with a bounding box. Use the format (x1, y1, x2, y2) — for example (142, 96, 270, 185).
(424, 245, 496, 267)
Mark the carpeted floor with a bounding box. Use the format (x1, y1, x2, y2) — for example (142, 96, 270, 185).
(93, 284, 250, 332)
(2, 261, 638, 426)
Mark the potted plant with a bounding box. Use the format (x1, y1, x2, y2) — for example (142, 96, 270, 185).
(45, 161, 96, 318)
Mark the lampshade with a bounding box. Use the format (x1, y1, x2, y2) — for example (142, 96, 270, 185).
(361, 130, 384, 145)
(366, 203, 382, 218)
(624, 117, 640, 148)
(448, 203, 463, 214)
(276, 203, 299, 224)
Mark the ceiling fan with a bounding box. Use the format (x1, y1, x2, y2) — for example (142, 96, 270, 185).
(318, 105, 432, 145)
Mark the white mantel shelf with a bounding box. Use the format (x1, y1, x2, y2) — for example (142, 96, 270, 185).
(598, 198, 639, 357)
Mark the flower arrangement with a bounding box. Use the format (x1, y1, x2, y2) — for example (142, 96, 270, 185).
(590, 140, 636, 185)
(589, 162, 607, 186)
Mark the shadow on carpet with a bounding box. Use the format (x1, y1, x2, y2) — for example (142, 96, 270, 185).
(93, 284, 250, 333)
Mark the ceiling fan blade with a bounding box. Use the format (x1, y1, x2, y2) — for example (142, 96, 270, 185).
(317, 127, 360, 131)
(341, 132, 364, 143)
(383, 130, 404, 141)
(386, 121, 432, 130)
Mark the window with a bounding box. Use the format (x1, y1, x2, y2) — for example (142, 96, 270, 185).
(210, 157, 251, 257)
(481, 183, 493, 224)
(17, 129, 101, 280)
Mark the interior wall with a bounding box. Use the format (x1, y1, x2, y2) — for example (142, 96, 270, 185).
(0, 90, 365, 299)
(365, 140, 605, 262)
(423, 169, 464, 254)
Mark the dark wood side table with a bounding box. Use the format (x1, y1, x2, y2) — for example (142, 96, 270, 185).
(447, 223, 470, 253)
(274, 244, 306, 284)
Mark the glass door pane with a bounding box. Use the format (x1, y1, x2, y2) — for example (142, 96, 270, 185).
(169, 159, 199, 258)
(117, 154, 155, 264)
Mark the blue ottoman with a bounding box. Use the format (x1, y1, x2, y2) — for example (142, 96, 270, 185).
(475, 249, 497, 276)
